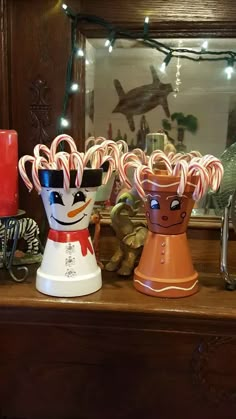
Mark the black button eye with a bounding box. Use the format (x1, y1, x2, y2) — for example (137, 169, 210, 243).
(150, 199, 160, 209)
(170, 199, 181, 211)
(49, 191, 64, 206)
(72, 191, 86, 206)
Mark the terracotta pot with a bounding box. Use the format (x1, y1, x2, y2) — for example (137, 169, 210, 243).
(36, 168, 103, 297)
(134, 171, 199, 298)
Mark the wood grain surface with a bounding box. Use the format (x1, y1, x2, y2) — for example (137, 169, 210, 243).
(0, 264, 236, 418)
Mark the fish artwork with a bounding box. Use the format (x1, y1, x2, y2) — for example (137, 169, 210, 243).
(112, 65, 173, 131)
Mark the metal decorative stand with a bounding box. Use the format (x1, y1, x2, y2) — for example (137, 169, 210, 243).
(0, 210, 28, 282)
(220, 193, 236, 290)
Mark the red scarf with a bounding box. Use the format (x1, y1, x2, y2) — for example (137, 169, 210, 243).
(48, 228, 94, 257)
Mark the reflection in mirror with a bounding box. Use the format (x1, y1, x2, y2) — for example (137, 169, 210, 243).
(85, 38, 236, 158)
(85, 38, 236, 219)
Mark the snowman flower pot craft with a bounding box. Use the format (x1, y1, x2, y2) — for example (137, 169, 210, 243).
(119, 150, 224, 298)
(18, 135, 115, 297)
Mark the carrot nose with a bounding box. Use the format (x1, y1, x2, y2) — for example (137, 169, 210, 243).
(67, 199, 92, 218)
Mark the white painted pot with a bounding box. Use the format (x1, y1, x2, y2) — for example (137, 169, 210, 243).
(36, 169, 103, 297)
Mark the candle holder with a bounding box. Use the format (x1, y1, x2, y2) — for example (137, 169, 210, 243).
(0, 210, 28, 282)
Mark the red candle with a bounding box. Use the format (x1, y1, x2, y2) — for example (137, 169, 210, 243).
(0, 130, 18, 216)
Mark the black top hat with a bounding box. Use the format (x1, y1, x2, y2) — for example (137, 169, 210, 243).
(38, 168, 103, 188)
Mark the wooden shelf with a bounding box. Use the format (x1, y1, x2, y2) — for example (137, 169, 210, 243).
(1, 266, 236, 336)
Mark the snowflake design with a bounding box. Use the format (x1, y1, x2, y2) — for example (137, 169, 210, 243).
(65, 269, 76, 278)
(65, 256, 75, 267)
(66, 243, 75, 254)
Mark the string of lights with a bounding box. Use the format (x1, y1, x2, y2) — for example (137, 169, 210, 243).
(59, 2, 236, 132)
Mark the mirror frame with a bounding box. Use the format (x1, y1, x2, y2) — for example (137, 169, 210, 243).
(76, 0, 236, 144)
(75, 0, 236, 228)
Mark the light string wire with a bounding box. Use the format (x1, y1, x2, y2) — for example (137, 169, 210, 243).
(59, 4, 236, 136)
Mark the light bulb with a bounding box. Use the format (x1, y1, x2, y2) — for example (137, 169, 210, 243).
(71, 83, 79, 92)
(144, 16, 149, 23)
(201, 40, 208, 50)
(105, 39, 110, 47)
(160, 52, 172, 73)
(225, 58, 234, 80)
(108, 45, 113, 53)
(62, 3, 68, 10)
(225, 66, 233, 79)
(60, 117, 69, 128)
(85, 59, 90, 65)
(160, 62, 166, 73)
(77, 48, 84, 57)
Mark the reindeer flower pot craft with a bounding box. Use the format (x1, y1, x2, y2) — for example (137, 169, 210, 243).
(18, 135, 115, 297)
(120, 151, 223, 298)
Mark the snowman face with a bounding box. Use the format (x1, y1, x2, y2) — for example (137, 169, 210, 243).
(41, 187, 97, 231)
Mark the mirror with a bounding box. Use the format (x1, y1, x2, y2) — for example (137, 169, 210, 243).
(84, 37, 236, 221)
(85, 38, 236, 155)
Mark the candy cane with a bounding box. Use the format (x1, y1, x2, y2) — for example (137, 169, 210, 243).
(69, 151, 84, 188)
(54, 152, 70, 190)
(116, 140, 129, 153)
(33, 144, 51, 161)
(18, 155, 35, 192)
(31, 157, 49, 193)
(188, 162, 210, 200)
(103, 140, 120, 169)
(173, 159, 189, 196)
(134, 165, 153, 200)
(209, 162, 224, 191)
(148, 150, 172, 174)
(166, 151, 175, 162)
(101, 155, 115, 185)
(119, 152, 142, 187)
(132, 148, 148, 164)
(169, 152, 185, 164)
(85, 136, 96, 151)
(83, 144, 104, 168)
(50, 134, 77, 162)
(199, 155, 224, 191)
(189, 150, 202, 159)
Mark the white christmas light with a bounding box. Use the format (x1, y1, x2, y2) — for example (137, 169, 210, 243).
(144, 16, 149, 24)
(105, 39, 110, 47)
(225, 58, 234, 80)
(160, 62, 166, 73)
(225, 65, 234, 79)
(77, 49, 84, 57)
(108, 45, 113, 53)
(71, 83, 79, 92)
(62, 4, 68, 10)
(201, 40, 208, 50)
(60, 117, 69, 128)
(160, 52, 172, 73)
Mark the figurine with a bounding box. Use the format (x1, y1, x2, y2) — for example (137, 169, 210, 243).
(105, 202, 147, 276)
(0, 217, 42, 264)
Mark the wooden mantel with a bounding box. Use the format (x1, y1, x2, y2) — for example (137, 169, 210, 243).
(0, 268, 236, 336)
(0, 266, 236, 419)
